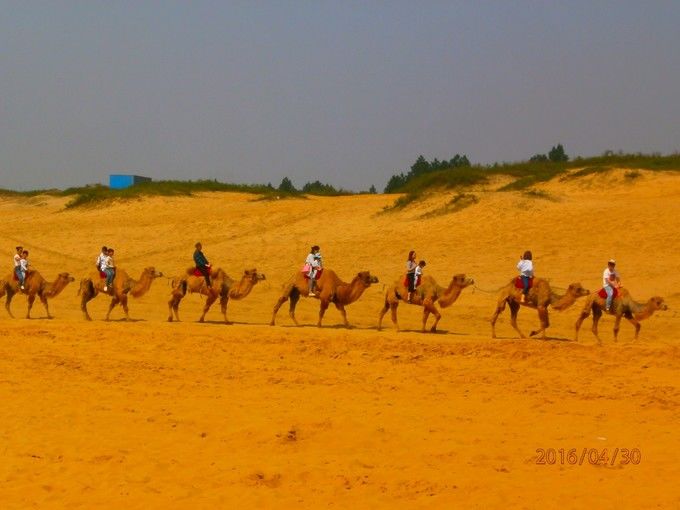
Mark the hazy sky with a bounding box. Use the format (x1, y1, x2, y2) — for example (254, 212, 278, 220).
(1, 1, 678, 191)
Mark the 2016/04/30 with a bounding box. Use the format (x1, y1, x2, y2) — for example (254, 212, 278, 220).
(535, 448, 641, 466)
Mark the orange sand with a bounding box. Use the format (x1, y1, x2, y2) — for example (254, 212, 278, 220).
(0, 169, 678, 508)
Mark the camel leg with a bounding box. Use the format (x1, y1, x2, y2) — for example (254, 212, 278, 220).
(5, 289, 16, 319)
(591, 307, 603, 345)
(507, 300, 526, 338)
(390, 302, 401, 332)
(574, 306, 592, 342)
(332, 302, 350, 328)
(121, 295, 130, 320)
(377, 300, 390, 330)
(220, 295, 232, 324)
(106, 296, 120, 321)
(26, 294, 36, 319)
(422, 308, 431, 331)
(288, 289, 301, 326)
(420, 298, 441, 332)
(624, 311, 641, 341)
(490, 298, 508, 338)
(199, 292, 218, 322)
(81, 294, 93, 321)
(271, 285, 297, 326)
(78, 280, 92, 321)
(271, 295, 288, 326)
(613, 313, 623, 342)
(429, 309, 443, 333)
(317, 299, 331, 327)
(168, 291, 183, 322)
(79, 280, 96, 321)
(40, 294, 52, 319)
(530, 306, 549, 339)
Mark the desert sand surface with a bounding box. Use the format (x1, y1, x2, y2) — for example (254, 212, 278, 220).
(1, 169, 679, 509)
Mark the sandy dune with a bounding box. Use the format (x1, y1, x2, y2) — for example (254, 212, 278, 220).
(0, 169, 678, 508)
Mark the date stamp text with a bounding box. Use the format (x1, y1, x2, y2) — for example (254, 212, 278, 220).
(535, 448, 641, 466)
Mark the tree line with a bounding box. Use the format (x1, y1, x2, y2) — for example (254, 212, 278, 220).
(270, 144, 572, 195)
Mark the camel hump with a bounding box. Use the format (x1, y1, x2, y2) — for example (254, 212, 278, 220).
(185, 266, 196, 276)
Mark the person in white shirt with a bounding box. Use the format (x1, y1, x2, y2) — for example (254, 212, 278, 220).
(414, 260, 426, 286)
(517, 250, 534, 302)
(304, 245, 322, 296)
(96, 246, 108, 272)
(410, 260, 426, 302)
(18, 250, 30, 290)
(13, 246, 23, 285)
(406, 250, 417, 303)
(602, 259, 621, 311)
(103, 248, 116, 292)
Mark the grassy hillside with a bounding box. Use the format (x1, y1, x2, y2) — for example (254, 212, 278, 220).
(1, 181, 309, 208)
(382, 153, 680, 210)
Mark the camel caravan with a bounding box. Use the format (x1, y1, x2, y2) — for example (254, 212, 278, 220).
(1, 244, 668, 343)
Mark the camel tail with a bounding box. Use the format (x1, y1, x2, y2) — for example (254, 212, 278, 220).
(169, 278, 188, 296)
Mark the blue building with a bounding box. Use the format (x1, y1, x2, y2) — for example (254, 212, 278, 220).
(109, 175, 152, 189)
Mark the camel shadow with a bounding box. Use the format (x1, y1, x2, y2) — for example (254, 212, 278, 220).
(493, 334, 573, 342)
(276, 323, 381, 331)
(277, 323, 352, 330)
(225, 320, 270, 326)
(379, 328, 466, 336)
(529, 334, 573, 342)
(196, 320, 270, 326)
(108, 318, 146, 323)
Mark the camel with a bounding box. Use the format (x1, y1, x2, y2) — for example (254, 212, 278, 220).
(0, 270, 75, 319)
(270, 269, 379, 327)
(377, 273, 474, 332)
(490, 277, 589, 339)
(78, 266, 163, 321)
(167, 267, 266, 323)
(574, 287, 668, 344)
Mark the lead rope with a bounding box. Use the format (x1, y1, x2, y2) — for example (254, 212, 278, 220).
(472, 284, 505, 294)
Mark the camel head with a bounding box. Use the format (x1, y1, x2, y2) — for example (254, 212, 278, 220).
(451, 274, 474, 288)
(143, 267, 164, 279)
(244, 268, 266, 282)
(567, 282, 590, 297)
(649, 296, 668, 311)
(357, 271, 379, 285)
(57, 272, 76, 283)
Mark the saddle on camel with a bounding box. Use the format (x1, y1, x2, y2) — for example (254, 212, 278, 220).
(514, 276, 534, 290)
(597, 286, 620, 299)
(190, 266, 212, 278)
(402, 273, 423, 289)
(302, 266, 323, 299)
(303, 267, 323, 280)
